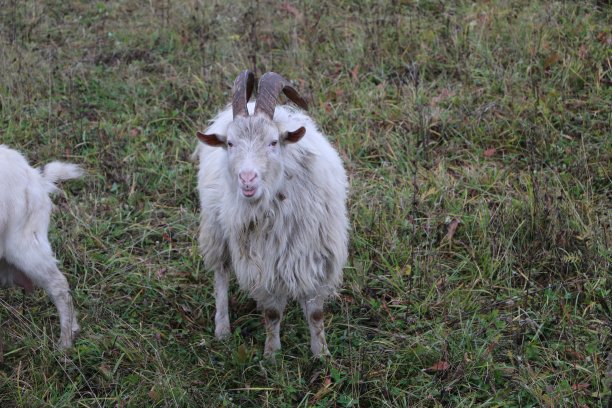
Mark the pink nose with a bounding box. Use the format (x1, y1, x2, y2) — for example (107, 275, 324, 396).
(239, 171, 257, 184)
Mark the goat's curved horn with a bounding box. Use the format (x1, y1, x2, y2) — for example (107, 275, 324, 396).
(232, 70, 255, 119)
(255, 72, 308, 119)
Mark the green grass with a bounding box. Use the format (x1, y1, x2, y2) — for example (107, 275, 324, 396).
(0, 0, 610, 406)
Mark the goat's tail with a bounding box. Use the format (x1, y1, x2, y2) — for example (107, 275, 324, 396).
(40, 162, 83, 189)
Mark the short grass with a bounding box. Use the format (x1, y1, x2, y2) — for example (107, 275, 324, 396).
(0, 0, 610, 406)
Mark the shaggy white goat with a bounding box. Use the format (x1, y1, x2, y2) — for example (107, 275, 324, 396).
(0, 145, 82, 349)
(196, 71, 349, 356)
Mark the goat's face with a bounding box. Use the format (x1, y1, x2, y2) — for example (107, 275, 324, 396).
(198, 115, 305, 202)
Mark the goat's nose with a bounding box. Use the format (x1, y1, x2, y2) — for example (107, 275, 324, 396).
(239, 170, 257, 184)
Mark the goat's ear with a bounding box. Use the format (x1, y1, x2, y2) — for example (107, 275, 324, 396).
(282, 126, 306, 144)
(197, 131, 225, 147)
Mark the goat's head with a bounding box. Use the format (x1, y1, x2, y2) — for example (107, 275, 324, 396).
(197, 71, 308, 201)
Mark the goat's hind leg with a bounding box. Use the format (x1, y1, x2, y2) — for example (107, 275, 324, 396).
(6, 244, 78, 349)
(46, 269, 79, 350)
(300, 295, 329, 357)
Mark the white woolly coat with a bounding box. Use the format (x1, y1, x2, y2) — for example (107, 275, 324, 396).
(197, 102, 348, 302)
(0, 145, 81, 288)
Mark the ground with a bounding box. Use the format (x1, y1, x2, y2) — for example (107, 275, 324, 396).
(0, 0, 610, 406)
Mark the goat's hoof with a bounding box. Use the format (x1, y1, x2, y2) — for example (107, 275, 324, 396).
(311, 352, 331, 361)
(58, 338, 73, 350)
(263, 348, 280, 359)
(311, 344, 331, 359)
(215, 325, 231, 340)
(264, 340, 281, 358)
(58, 326, 80, 350)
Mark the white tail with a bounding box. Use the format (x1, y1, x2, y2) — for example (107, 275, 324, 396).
(39, 162, 83, 194)
(41, 162, 83, 190)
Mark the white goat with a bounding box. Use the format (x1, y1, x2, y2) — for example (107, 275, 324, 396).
(196, 71, 349, 356)
(0, 145, 82, 349)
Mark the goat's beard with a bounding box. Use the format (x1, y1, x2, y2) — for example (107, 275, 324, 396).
(230, 184, 276, 236)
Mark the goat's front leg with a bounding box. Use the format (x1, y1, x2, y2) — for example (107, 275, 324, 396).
(300, 295, 329, 357)
(260, 296, 287, 357)
(214, 267, 231, 339)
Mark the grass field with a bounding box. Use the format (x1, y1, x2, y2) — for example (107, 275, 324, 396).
(0, 0, 610, 406)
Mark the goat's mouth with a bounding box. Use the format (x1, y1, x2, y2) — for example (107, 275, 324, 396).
(241, 186, 257, 198)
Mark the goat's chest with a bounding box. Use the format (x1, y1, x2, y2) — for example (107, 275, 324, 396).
(227, 209, 320, 295)
(231, 212, 280, 261)
(225, 195, 328, 297)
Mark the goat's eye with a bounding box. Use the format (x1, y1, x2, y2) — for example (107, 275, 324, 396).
(227, 141, 233, 148)
(270, 140, 278, 147)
